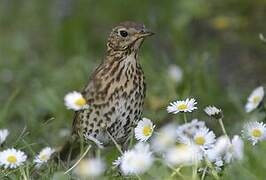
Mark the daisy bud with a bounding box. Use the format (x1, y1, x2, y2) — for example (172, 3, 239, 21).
(204, 106, 223, 119)
(0, 129, 9, 145)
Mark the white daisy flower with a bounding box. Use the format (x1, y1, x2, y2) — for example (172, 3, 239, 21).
(214, 158, 224, 171)
(151, 123, 178, 152)
(168, 65, 183, 83)
(64, 91, 89, 111)
(242, 121, 266, 145)
(176, 119, 206, 142)
(192, 128, 216, 149)
(0, 148, 27, 169)
(165, 144, 202, 166)
(134, 118, 155, 142)
(120, 143, 153, 175)
(206, 136, 230, 162)
(206, 135, 243, 164)
(134, 142, 151, 153)
(34, 147, 55, 167)
(0, 129, 9, 145)
(245, 86, 264, 113)
(167, 98, 197, 114)
(84, 134, 104, 149)
(204, 106, 223, 119)
(112, 156, 122, 167)
(224, 135, 244, 163)
(74, 158, 105, 178)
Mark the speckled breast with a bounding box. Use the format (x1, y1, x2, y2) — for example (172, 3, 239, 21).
(74, 53, 146, 145)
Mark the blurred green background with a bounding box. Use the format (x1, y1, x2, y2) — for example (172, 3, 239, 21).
(0, 0, 266, 178)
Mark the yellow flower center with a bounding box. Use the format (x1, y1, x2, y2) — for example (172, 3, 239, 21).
(78, 161, 89, 175)
(143, 126, 152, 137)
(194, 136, 205, 145)
(177, 144, 188, 150)
(177, 104, 188, 111)
(212, 16, 230, 30)
(136, 159, 145, 167)
(40, 154, 48, 161)
(252, 96, 260, 104)
(7, 155, 17, 163)
(75, 97, 86, 106)
(252, 128, 262, 138)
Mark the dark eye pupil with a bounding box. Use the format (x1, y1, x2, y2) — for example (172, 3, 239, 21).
(120, 30, 128, 37)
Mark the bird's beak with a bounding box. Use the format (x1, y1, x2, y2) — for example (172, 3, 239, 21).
(138, 29, 155, 38)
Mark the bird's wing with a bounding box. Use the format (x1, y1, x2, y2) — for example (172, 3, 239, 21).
(71, 57, 124, 134)
(71, 61, 106, 134)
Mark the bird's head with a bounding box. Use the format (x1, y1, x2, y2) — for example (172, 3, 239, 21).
(107, 21, 154, 52)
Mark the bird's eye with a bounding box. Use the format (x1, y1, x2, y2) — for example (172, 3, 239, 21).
(119, 30, 128, 37)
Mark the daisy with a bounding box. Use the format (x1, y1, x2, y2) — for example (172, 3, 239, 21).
(0, 148, 27, 169)
(134, 118, 155, 142)
(242, 121, 266, 145)
(0, 129, 9, 145)
(74, 158, 105, 178)
(120, 143, 153, 175)
(112, 156, 122, 167)
(151, 124, 178, 152)
(168, 65, 183, 83)
(176, 119, 206, 142)
(245, 86, 264, 113)
(134, 142, 151, 153)
(224, 135, 244, 163)
(34, 147, 55, 167)
(167, 98, 197, 114)
(206, 136, 230, 162)
(214, 158, 224, 171)
(64, 91, 89, 111)
(204, 106, 223, 119)
(165, 144, 202, 166)
(84, 134, 104, 149)
(192, 128, 216, 149)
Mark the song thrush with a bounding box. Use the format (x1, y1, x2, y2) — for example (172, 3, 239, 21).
(60, 21, 153, 159)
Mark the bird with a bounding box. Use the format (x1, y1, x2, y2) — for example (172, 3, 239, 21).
(59, 21, 154, 160)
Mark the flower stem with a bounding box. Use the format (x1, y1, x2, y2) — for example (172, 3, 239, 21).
(183, 113, 187, 123)
(96, 148, 101, 158)
(107, 130, 123, 154)
(192, 154, 198, 180)
(129, 127, 134, 149)
(169, 166, 185, 179)
(218, 118, 228, 137)
(201, 166, 207, 180)
(64, 145, 91, 174)
(136, 175, 142, 180)
(20, 167, 28, 180)
(205, 159, 219, 180)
